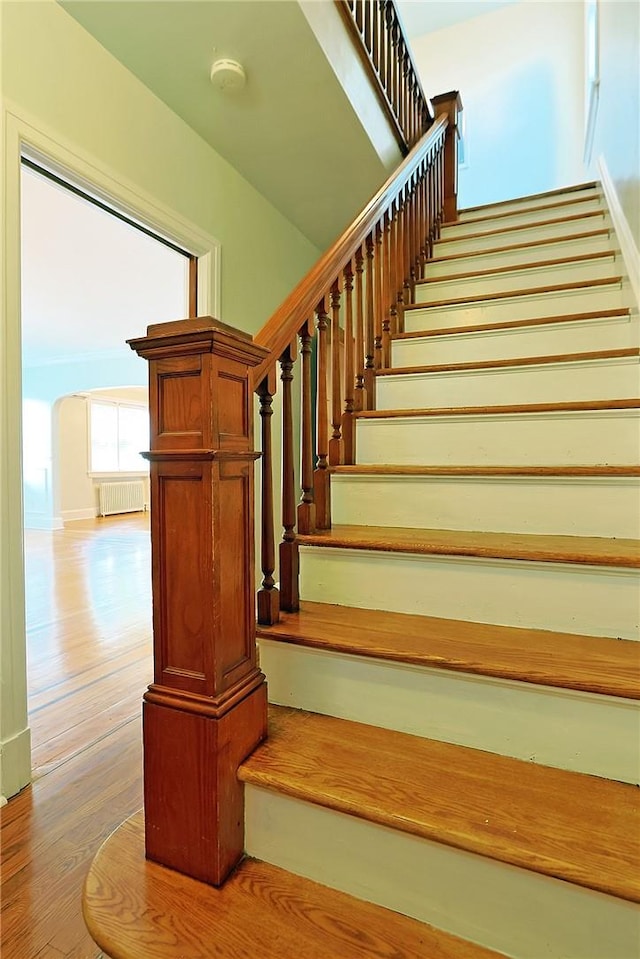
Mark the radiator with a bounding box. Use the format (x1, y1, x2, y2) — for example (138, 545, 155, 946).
(98, 481, 145, 517)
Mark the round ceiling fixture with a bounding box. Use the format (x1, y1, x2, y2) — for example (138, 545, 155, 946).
(210, 59, 247, 94)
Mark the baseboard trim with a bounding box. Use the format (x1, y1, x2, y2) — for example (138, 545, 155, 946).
(597, 156, 640, 310)
(61, 507, 98, 523)
(23, 512, 64, 531)
(0, 726, 32, 799)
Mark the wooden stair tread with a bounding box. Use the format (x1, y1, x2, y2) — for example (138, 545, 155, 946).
(257, 601, 640, 700)
(449, 193, 603, 228)
(354, 397, 640, 418)
(331, 464, 640, 477)
(404, 276, 623, 312)
(83, 812, 503, 959)
(418, 249, 616, 285)
(392, 307, 632, 341)
(297, 524, 640, 568)
(377, 347, 640, 377)
(460, 181, 598, 215)
(240, 706, 640, 904)
(435, 209, 608, 245)
(428, 228, 611, 264)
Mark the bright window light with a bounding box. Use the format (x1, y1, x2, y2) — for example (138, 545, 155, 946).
(90, 401, 148, 472)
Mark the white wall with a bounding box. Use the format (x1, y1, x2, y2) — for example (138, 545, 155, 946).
(410, 2, 586, 208)
(0, 0, 321, 800)
(587, 0, 639, 302)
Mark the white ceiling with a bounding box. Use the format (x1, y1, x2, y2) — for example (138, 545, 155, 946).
(396, 0, 522, 39)
(21, 165, 190, 367)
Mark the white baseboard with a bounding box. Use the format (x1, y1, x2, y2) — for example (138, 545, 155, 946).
(61, 507, 98, 523)
(0, 726, 32, 799)
(23, 512, 64, 530)
(597, 155, 640, 310)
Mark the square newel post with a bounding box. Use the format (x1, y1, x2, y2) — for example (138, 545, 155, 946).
(431, 90, 463, 223)
(128, 316, 269, 887)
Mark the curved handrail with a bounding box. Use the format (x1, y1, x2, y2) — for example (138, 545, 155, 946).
(251, 113, 448, 389)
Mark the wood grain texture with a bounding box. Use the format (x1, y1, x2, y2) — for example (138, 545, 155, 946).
(444, 192, 603, 229)
(460, 181, 598, 215)
(435, 208, 608, 245)
(257, 601, 640, 699)
(427, 228, 611, 265)
(240, 706, 640, 903)
(376, 346, 640, 377)
(297, 523, 640, 568)
(354, 397, 640, 418)
(403, 275, 622, 312)
(417, 248, 616, 285)
(393, 306, 631, 340)
(331, 464, 640, 476)
(83, 811, 502, 959)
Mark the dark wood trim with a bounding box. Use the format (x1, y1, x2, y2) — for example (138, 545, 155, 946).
(445, 193, 603, 229)
(188, 256, 198, 317)
(404, 276, 623, 312)
(427, 229, 612, 264)
(436, 209, 608, 245)
(418, 250, 616, 285)
(330, 464, 640, 476)
(460, 181, 599, 215)
(354, 397, 640, 418)
(393, 307, 632, 341)
(376, 347, 639, 377)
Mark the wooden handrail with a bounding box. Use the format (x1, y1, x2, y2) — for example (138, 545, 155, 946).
(336, 1, 434, 151)
(252, 113, 448, 390)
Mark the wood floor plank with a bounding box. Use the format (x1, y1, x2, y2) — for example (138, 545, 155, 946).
(240, 707, 640, 903)
(84, 811, 503, 959)
(297, 524, 640, 568)
(257, 601, 640, 699)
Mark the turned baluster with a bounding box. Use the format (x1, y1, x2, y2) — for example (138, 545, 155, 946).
(257, 372, 279, 626)
(279, 344, 298, 612)
(388, 201, 400, 338)
(381, 212, 393, 369)
(371, 0, 379, 73)
(342, 261, 356, 464)
(429, 154, 437, 254)
(314, 296, 331, 528)
(374, 223, 384, 370)
(329, 278, 343, 466)
(354, 247, 366, 412)
(297, 319, 316, 535)
(418, 167, 427, 277)
(401, 189, 412, 309)
(414, 172, 423, 282)
(388, 13, 399, 118)
(355, 0, 363, 32)
(364, 233, 376, 408)
(396, 195, 407, 333)
(363, 0, 372, 53)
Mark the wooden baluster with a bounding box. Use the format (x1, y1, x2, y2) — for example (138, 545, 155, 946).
(429, 153, 437, 254)
(129, 318, 268, 887)
(364, 0, 371, 52)
(437, 142, 445, 235)
(401, 188, 412, 310)
(384, 2, 394, 105)
(394, 195, 406, 335)
(374, 222, 384, 370)
(388, 11, 398, 117)
(314, 296, 331, 528)
(403, 51, 410, 143)
(279, 344, 298, 612)
(378, 0, 386, 85)
(354, 247, 366, 412)
(329, 278, 343, 466)
(432, 90, 463, 222)
(297, 319, 316, 535)
(355, 0, 363, 32)
(382, 212, 393, 368)
(414, 172, 423, 282)
(408, 178, 417, 300)
(419, 165, 428, 275)
(364, 233, 376, 409)
(257, 372, 279, 626)
(388, 201, 399, 339)
(342, 261, 356, 464)
(372, 0, 379, 73)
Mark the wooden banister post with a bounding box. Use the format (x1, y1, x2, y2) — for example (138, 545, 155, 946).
(128, 316, 269, 888)
(431, 90, 463, 222)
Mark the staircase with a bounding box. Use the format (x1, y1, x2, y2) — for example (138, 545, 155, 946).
(84, 183, 640, 959)
(243, 181, 640, 958)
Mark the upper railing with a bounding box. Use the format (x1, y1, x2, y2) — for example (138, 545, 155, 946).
(337, 0, 434, 150)
(127, 3, 462, 893)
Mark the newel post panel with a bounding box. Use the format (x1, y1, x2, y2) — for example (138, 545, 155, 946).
(431, 90, 463, 222)
(128, 316, 269, 887)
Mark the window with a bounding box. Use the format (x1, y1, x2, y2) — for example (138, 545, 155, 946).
(90, 401, 148, 473)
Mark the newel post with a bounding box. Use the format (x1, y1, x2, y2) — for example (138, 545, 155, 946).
(431, 90, 463, 223)
(128, 316, 269, 887)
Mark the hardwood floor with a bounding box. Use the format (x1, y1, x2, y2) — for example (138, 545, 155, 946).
(1, 515, 152, 959)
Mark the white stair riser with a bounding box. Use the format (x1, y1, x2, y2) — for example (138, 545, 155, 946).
(391, 315, 640, 367)
(259, 641, 640, 784)
(331, 475, 640, 538)
(435, 214, 611, 255)
(377, 358, 640, 409)
(415, 255, 618, 302)
(300, 547, 640, 639)
(404, 284, 629, 334)
(458, 189, 602, 221)
(442, 197, 605, 238)
(355, 410, 640, 466)
(246, 788, 639, 959)
(425, 233, 614, 277)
